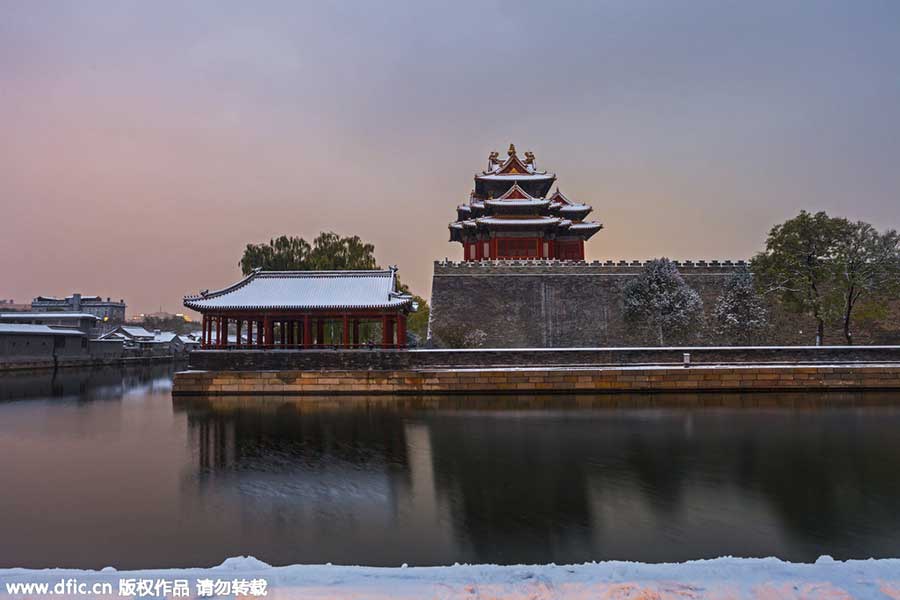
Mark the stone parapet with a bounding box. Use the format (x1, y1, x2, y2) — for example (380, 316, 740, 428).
(433, 259, 747, 276)
(188, 346, 900, 372)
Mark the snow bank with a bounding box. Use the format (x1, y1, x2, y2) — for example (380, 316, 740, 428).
(3, 556, 900, 599)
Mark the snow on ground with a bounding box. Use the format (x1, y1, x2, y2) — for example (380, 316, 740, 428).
(3, 556, 900, 599)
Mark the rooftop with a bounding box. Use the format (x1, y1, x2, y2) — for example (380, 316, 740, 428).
(184, 269, 414, 311)
(0, 312, 100, 321)
(0, 324, 86, 336)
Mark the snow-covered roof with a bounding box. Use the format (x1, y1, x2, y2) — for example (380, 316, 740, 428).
(477, 172, 555, 181)
(568, 222, 603, 231)
(557, 204, 591, 213)
(184, 269, 414, 311)
(153, 331, 179, 343)
(119, 326, 154, 339)
(485, 199, 551, 208)
(98, 331, 127, 340)
(476, 216, 561, 226)
(0, 324, 86, 336)
(0, 312, 100, 321)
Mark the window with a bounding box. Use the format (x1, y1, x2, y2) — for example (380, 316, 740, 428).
(497, 238, 539, 258)
(556, 241, 583, 260)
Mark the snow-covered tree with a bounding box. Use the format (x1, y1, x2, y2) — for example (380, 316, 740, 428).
(463, 329, 488, 348)
(712, 267, 769, 345)
(623, 258, 704, 346)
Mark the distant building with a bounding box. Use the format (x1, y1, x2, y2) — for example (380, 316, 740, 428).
(0, 299, 31, 312)
(0, 312, 101, 336)
(32, 293, 126, 323)
(99, 326, 195, 356)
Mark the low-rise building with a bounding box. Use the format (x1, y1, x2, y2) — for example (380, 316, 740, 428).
(0, 324, 88, 365)
(0, 312, 101, 336)
(32, 293, 126, 323)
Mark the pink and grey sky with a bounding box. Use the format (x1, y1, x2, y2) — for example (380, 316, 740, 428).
(2, 1, 899, 315)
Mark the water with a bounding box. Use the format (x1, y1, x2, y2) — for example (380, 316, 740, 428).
(2, 365, 900, 569)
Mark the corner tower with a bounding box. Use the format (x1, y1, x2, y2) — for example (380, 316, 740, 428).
(449, 144, 603, 260)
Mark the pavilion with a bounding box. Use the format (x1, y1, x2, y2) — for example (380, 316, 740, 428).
(183, 268, 416, 349)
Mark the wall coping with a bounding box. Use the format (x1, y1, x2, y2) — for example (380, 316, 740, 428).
(194, 345, 900, 354)
(434, 259, 748, 268)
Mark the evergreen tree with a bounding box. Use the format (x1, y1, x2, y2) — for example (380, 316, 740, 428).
(712, 267, 769, 345)
(623, 258, 704, 345)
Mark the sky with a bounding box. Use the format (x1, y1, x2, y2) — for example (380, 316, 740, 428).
(2, 0, 899, 315)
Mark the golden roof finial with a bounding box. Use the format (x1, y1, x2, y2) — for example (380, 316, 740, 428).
(507, 143, 517, 157)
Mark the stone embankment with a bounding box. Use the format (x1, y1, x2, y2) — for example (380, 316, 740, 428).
(174, 364, 900, 396)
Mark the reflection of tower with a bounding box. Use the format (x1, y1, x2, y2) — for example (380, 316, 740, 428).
(425, 412, 596, 563)
(398, 423, 452, 535)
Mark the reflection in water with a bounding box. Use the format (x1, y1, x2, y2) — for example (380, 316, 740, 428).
(2, 369, 900, 569)
(176, 393, 900, 566)
(0, 363, 179, 402)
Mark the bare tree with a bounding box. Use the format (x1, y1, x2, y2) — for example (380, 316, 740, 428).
(832, 221, 900, 344)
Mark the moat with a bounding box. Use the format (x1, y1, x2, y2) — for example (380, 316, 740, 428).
(3, 365, 900, 569)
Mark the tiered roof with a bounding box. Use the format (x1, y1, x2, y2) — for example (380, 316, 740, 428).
(184, 269, 414, 312)
(450, 145, 603, 243)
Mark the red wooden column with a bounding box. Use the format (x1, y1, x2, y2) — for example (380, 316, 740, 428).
(397, 314, 407, 348)
(221, 317, 229, 348)
(316, 319, 325, 346)
(257, 320, 263, 345)
(246, 320, 253, 347)
(342, 314, 350, 347)
(235, 320, 242, 348)
(352, 319, 360, 347)
(279, 321, 285, 346)
(263, 316, 272, 347)
(381, 315, 394, 347)
(303, 315, 312, 347)
(286, 321, 293, 347)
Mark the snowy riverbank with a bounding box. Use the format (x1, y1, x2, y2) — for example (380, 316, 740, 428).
(3, 556, 900, 599)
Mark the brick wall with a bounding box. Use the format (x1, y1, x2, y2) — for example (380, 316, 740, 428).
(428, 260, 900, 347)
(173, 365, 900, 396)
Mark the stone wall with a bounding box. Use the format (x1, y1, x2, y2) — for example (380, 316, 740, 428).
(173, 365, 900, 396)
(428, 260, 900, 347)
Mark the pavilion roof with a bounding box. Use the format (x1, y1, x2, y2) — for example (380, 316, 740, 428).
(184, 269, 413, 312)
(476, 144, 556, 180)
